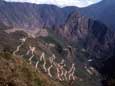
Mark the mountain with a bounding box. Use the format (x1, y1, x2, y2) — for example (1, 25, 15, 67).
(0, 1, 114, 59)
(0, 1, 115, 86)
(0, 0, 115, 74)
(1, 0, 115, 30)
(55, 11, 115, 59)
(0, 23, 102, 86)
(79, 0, 115, 30)
(0, 1, 67, 29)
(54, 12, 115, 82)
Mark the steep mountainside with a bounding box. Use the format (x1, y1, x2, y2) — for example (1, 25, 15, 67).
(0, 1, 67, 29)
(79, 0, 115, 30)
(0, 23, 102, 86)
(61, 12, 115, 82)
(55, 12, 115, 62)
(2, 0, 115, 30)
(0, 52, 64, 86)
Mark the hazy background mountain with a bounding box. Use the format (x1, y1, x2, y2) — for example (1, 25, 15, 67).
(1, 0, 115, 30)
(79, 0, 115, 30)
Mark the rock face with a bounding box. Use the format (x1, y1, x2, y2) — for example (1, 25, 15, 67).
(56, 12, 115, 60)
(52, 11, 115, 80)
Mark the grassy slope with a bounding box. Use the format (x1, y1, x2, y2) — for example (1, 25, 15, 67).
(0, 52, 64, 86)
